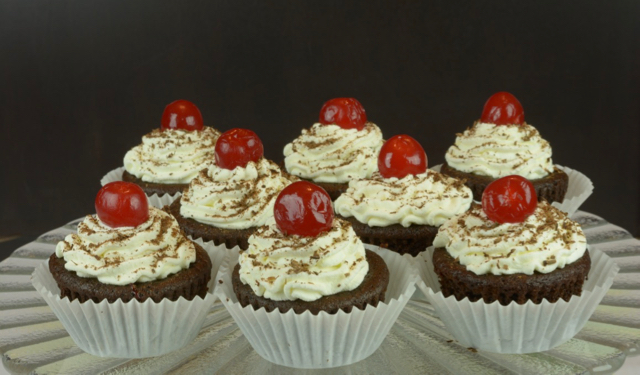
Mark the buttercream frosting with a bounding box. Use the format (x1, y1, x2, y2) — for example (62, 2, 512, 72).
(124, 127, 220, 184)
(283, 122, 383, 183)
(334, 170, 473, 227)
(444, 122, 554, 179)
(179, 158, 293, 230)
(238, 218, 369, 302)
(55, 206, 196, 285)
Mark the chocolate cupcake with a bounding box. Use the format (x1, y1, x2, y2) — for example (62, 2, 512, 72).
(334, 135, 473, 256)
(440, 92, 568, 203)
(432, 200, 590, 305)
(282, 98, 384, 201)
(415, 176, 614, 354)
(215, 181, 417, 368)
(121, 100, 220, 197)
(33, 182, 216, 358)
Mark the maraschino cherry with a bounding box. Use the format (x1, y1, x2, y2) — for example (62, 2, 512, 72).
(214, 128, 264, 170)
(378, 135, 428, 179)
(482, 175, 537, 223)
(480, 92, 525, 125)
(274, 181, 334, 237)
(318, 98, 367, 130)
(95, 182, 149, 228)
(160, 99, 204, 131)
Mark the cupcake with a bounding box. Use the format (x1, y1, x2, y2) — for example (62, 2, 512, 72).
(440, 92, 568, 203)
(169, 128, 294, 250)
(32, 182, 216, 358)
(418, 175, 618, 353)
(432, 176, 589, 305)
(120, 100, 221, 197)
(334, 135, 473, 256)
(216, 181, 417, 368)
(283, 98, 384, 200)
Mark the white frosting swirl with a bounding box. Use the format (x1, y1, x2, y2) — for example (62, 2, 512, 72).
(444, 122, 554, 179)
(179, 158, 294, 230)
(238, 218, 369, 302)
(283, 122, 383, 183)
(433, 201, 587, 276)
(334, 171, 473, 227)
(123, 127, 220, 184)
(55, 207, 196, 285)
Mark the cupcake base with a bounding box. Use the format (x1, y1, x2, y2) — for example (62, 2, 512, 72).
(216, 245, 418, 368)
(338, 215, 438, 256)
(440, 162, 569, 203)
(432, 247, 591, 305)
(279, 161, 347, 200)
(122, 170, 188, 197)
(232, 249, 389, 315)
(312, 180, 349, 201)
(168, 198, 256, 250)
(49, 243, 212, 303)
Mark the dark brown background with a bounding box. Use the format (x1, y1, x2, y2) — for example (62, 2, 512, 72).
(1, 1, 639, 246)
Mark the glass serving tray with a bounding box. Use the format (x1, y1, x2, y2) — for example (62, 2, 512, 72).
(1, 211, 638, 374)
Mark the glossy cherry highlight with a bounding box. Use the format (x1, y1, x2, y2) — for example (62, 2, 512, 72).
(318, 97, 367, 130)
(160, 99, 204, 131)
(480, 92, 525, 125)
(215, 128, 264, 170)
(274, 181, 334, 237)
(482, 175, 537, 224)
(95, 182, 149, 228)
(378, 135, 428, 179)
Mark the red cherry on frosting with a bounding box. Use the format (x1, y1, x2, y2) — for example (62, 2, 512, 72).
(318, 98, 367, 130)
(378, 135, 428, 179)
(95, 182, 149, 228)
(215, 128, 264, 170)
(160, 99, 204, 131)
(480, 92, 525, 125)
(482, 175, 537, 223)
(274, 181, 334, 237)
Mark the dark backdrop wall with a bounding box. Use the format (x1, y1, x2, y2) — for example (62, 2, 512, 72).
(1, 1, 639, 239)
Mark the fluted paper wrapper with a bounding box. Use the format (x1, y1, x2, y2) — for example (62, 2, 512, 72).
(101, 166, 182, 204)
(416, 246, 618, 353)
(430, 164, 593, 216)
(215, 245, 418, 368)
(551, 165, 593, 217)
(30, 238, 222, 358)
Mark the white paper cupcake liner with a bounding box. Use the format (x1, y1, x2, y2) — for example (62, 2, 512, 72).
(215, 244, 418, 368)
(416, 245, 618, 353)
(31, 241, 220, 358)
(430, 164, 593, 216)
(551, 165, 593, 217)
(101, 167, 182, 205)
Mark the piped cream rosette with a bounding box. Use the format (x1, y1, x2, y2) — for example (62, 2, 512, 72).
(179, 158, 293, 231)
(215, 244, 418, 368)
(283, 122, 383, 183)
